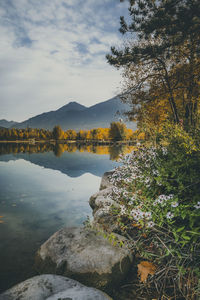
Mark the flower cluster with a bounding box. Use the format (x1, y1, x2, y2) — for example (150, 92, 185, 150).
(110, 147, 163, 189)
(153, 194, 174, 206)
(108, 146, 182, 230)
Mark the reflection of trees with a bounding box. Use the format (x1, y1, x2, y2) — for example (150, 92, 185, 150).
(109, 145, 136, 161)
(64, 144, 77, 153)
(53, 144, 65, 157)
(0, 142, 136, 160)
(0, 143, 53, 155)
(109, 146, 123, 161)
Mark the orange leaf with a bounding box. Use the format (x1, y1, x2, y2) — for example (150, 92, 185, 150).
(131, 222, 140, 227)
(137, 261, 156, 283)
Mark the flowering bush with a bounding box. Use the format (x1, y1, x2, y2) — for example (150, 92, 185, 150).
(107, 138, 200, 298)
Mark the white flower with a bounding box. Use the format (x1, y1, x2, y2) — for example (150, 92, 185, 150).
(166, 212, 174, 219)
(120, 205, 127, 215)
(171, 201, 179, 208)
(162, 147, 168, 155)
(147, 221, 155, 228)
(194, 202, 200, 209)
(145, 211, 152, 219)
(154, 194, 175, 206)
(130, 209, 142, 221)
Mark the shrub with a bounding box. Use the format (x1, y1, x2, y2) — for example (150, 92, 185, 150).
(107, 127, 200, 298)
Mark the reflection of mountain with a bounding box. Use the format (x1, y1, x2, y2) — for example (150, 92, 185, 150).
(0, 151, 119, 178)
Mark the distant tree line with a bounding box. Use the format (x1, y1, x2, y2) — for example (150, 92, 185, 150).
(0, 128, 52, 141)
(0, 122, 144, 141)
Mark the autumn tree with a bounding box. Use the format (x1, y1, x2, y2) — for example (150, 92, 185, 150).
(77, 130, 88, 140)
(11, 128, 18, 140)
(65, 129, 77, 140)
(107, 0, 200, 130)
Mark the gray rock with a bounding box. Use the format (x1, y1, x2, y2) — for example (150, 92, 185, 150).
(0, 274, 112, 300)
(99, 171, 114, 190)
(89, 187, 114, 211)
(89, 185, 119, 233)
(35, 227, 133, 290)
(92, 207, 119, 233)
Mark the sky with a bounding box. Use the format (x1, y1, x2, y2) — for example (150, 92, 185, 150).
(0, 0, 129, 122)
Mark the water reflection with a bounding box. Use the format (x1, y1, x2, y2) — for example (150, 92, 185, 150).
(0, 143, 135, 178)
(0, 159, 102, 292)
(0, 142, 135, 160)
(0, 143, 136, 292)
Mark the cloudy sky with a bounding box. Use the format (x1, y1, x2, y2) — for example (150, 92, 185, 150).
(0, 0, 129, 122)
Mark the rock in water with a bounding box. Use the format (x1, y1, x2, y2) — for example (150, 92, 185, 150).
(35, 227, 133, 290)
(0, 274, 112, 300)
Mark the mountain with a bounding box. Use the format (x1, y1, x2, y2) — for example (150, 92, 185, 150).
(13, 97, 136, 130)
(56, 101, 86, 112)
(0, 119, 18, 128)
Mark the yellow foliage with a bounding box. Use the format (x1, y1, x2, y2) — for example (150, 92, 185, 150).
(137, 132, 145, 140)
(94, 146, 110, 155)
(160, 122, 199, 153)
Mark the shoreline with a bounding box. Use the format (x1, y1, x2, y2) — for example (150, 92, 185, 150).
(0, 139, 136, 145)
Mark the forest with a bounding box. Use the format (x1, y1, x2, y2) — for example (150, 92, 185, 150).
(0, 122, 143, 142)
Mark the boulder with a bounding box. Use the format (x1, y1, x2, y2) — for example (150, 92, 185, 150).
(89, 187, 114, 211)
(89, 178, 119, 233)
(99, 171, 114, 190)
(92, 208, 119, 233)
(35, 227, 133, 290)
(0, 274, 112, 300)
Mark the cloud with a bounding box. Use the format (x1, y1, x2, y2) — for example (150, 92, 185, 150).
(0, 0, 128, 121)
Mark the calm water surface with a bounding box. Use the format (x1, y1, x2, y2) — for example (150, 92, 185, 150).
(0, 143, 133, 292)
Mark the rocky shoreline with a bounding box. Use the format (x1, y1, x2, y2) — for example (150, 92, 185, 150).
(0, 171, 134, 300)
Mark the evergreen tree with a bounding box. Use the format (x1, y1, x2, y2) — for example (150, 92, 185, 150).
(52, 125, 64, 140)
(109, 122, 128, 140)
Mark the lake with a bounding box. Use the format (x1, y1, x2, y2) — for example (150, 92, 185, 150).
(0, 143, 134, 292)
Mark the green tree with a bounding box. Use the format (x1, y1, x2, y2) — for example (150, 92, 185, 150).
(109, 122, 128, 141)
(107, 0, 200, 130)
(52, 125, 64, 140)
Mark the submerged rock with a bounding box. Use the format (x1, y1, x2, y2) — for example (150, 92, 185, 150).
(35, 227, 133, 290)
(0, 274, 112, 300)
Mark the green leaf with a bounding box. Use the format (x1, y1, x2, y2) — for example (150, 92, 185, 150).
(177, 226, 185, 232)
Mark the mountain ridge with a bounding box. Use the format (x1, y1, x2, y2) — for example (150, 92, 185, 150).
(0, 119, 19, 128)
(1, 96, 136, 131)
